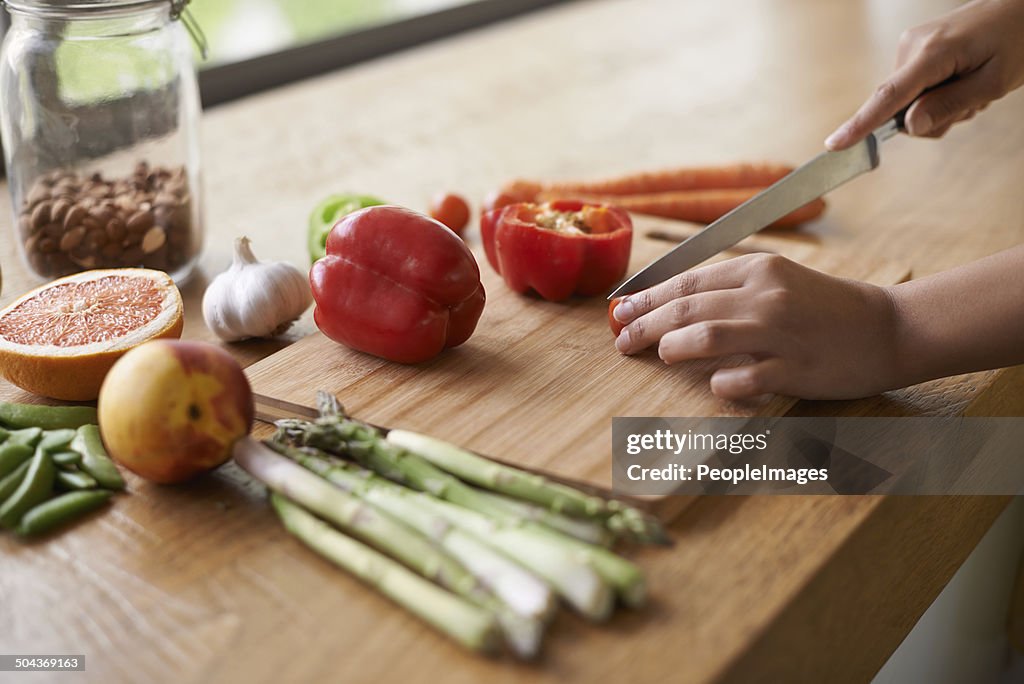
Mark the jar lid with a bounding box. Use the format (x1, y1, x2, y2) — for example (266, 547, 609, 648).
(3, 1, 207, 57)
(3, 0, 179, 12)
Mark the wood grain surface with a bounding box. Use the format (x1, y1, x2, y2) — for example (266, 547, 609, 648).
(0, 0, 1021, 682)
(246, 221, 908, 501)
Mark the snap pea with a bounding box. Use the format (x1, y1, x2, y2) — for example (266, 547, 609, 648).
(0, 450, 55, 528)
(71, 425, 124, 490)
(0, 403, 98, 430)
(0, 459, 31, 504)
(56, 469, 99, 491)
(52, 450, 82, 467)
(38, 428, 77, 453)
(0, 426, 9, 443)
(16, 490, 112, 537)
(0, 443, 34, 478)
(5, 427, 42, 449)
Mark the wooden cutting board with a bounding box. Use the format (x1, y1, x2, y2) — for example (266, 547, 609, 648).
(245, 216, 909, 515)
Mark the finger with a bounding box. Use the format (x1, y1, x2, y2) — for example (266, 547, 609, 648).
(918, 120, 954, 139)
(657, 320, 779, 365)
(955, 108, 978, 123)
(615, 290, 746, 355)
(613, 254, 762, 324)
(904, 66, 1001, 136)
(825, 58, 952, 150)
(709, 359, 789, 400)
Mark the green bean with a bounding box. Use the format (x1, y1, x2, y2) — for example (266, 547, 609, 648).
(16, 490, 112, 537)
(0, 426, 9, 443)
(5, 427, 42, 449)
(38, 429, 76, 453)
(52, 450, 82, 467)
(0, 443, 34, 478)
(0, 403, 98, 430)
(71, 425, 124, 490)
(0, 450, 55, 528)
(56, 469, 99, 491)
(0, 460, 31, 504)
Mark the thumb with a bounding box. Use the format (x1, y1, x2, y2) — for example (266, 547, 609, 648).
(905, 67, 1001, 137)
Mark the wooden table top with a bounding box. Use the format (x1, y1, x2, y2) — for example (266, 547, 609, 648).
(1, 0, 1021, 682)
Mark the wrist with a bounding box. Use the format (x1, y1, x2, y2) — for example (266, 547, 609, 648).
(881, 282, 934, 389)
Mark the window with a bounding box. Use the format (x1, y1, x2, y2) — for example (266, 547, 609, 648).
(192, 0, 481, 67)
(191, 0, 564, 105)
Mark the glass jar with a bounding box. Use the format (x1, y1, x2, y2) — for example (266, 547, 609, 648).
(0, 0, 202, 283)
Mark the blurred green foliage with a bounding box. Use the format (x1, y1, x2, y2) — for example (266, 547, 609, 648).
(190, 0, 463, 65)
(46, 0, 463, 102)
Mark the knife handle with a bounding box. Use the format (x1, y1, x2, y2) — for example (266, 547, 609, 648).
(874, 78, 957, 143)
(893, 77, 959, 132)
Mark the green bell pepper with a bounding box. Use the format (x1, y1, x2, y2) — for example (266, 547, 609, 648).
(308, 194, 386, 262)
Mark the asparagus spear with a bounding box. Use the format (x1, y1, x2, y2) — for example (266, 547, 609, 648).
(396, 482, 617, 620)
(269, 444, 548, 656)
(235, 440, 482, 605)
(270, 442, 555, 622)
(271, 494, 500, 655)
(272, 440, 614, 621)
(386, 428, 669, 546)
(236, 438, 540, 657)
(276, 417, 610, 544)
(481, 491, 611, 546)
(386, 428, 606, 514)
(529, 524, 647, 609)
(314, 393, 667, 545)
(276, 418, 646, 608)
(276, 418, 604, 544)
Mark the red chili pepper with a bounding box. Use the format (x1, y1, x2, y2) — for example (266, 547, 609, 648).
(480, 200, 633, 302)
(309, 205, 486, 363)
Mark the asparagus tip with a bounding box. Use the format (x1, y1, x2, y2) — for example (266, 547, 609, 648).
(316, 391, 345, 418)
(609, 509, 673, 547)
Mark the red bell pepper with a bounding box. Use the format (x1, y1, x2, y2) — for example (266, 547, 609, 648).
(480, 200, 633, 301)
(309, 205, 486, 363)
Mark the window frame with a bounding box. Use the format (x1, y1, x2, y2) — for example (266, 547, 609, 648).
(196, 0, 567, 105)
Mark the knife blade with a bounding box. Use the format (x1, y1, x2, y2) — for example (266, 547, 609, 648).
(607, 118, 901, 299)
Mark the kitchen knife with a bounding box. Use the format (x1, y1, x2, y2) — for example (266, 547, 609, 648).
(607, 117, 902, 299)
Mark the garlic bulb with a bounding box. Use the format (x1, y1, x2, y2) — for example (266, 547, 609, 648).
(202, 237, 312, 341)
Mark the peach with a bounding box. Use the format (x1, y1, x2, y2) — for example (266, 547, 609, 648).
(98, 340, 254, 483)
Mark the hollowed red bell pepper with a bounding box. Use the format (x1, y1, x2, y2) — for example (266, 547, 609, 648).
(310, 205, 486, 364)
(480, 200, 633, 301)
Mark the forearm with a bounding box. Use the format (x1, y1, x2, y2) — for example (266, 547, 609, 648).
(888, 244, 1024, 386)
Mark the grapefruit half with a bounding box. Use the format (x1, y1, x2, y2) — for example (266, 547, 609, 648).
(0, 269, 183, 400)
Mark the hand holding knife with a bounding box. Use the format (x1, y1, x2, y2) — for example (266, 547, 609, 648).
(607, 92, 935, 300)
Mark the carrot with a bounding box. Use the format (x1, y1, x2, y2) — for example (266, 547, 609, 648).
(536, 188, 826, 230)
(508, 163, 794, 198)
(482, 181, 542, 212)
